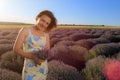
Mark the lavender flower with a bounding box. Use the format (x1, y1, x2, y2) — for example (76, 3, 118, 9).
(34, 49, 49, 60)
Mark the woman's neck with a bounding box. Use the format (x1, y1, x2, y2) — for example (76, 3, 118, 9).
(34, 26, 44, 33)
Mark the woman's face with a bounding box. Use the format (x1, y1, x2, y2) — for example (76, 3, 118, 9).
(36, 15, 51, 31)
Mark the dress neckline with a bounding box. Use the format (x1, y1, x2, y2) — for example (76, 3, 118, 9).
(31, 33, 45, 38)
(29, 27, 46, 38)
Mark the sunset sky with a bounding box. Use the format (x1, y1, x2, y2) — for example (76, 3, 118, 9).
(0, 0, 120, 26)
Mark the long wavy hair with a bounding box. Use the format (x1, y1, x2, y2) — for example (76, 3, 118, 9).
(36, 10, 57, 32)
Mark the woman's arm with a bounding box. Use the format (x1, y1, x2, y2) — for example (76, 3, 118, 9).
(45, 33, 50, 50)
(13, 27, 44, 64)
(13, 27, 34, 59)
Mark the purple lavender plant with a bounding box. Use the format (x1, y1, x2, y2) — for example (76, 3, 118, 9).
(33, 49, 50, 66)
(34, 49, 49, 60)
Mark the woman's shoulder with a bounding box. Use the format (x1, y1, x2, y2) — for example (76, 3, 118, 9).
(19, 27, 26, 33)
(18, 27, 31, 36)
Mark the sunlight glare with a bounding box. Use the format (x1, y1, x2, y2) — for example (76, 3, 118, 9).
(0, 0, 6, 11)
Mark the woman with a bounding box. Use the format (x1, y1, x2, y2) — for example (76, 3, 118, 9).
(13, 10, 57, 80)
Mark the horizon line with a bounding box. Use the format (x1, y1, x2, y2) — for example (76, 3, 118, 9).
(0, 21, 120, 27)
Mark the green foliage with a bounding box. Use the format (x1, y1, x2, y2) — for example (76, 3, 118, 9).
(81, 56, 106, 80)
(115, 52, 120, 60)
(102, 35, 120, 42)
(69, 45, 88, 61)
(84, 50, 97, 61)
(85, 43, 120, 61)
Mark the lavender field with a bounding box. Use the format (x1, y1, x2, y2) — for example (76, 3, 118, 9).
(0, 27, 120, 80)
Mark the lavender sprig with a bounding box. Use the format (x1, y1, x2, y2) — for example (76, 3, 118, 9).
(34, 49, 49, 60)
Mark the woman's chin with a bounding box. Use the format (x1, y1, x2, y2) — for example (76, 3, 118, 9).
(37, 27, 44, 31)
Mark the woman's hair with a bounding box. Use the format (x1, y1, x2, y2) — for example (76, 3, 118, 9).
(36, 10, 57, 32)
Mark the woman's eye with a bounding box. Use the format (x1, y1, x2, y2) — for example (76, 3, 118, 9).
(41, 19, 45, 22)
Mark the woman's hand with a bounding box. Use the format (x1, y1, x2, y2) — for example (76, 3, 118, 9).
(37, 58, 45, 65)
(33, 56, 44, 65)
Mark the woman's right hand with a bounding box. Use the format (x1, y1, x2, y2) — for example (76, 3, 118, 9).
(33, 56, 44, 65)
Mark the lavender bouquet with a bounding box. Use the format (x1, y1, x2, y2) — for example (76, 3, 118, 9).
(32, 49, 50, 66)
(34, 49, 49, 60)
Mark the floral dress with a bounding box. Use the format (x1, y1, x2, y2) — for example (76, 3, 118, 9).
(22, 28, 48, 80)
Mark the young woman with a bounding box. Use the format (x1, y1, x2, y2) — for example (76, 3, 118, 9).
(13, 10, 57, 80)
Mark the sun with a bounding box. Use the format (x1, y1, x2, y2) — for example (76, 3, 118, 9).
(0, 0, 6, 11)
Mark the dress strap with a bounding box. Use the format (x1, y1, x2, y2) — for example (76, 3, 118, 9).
(28, 28, 32, 36)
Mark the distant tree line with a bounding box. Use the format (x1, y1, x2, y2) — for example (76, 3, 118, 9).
(58, 24, 105, 26)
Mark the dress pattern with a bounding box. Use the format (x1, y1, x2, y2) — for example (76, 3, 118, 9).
(22, 28, 48, 80)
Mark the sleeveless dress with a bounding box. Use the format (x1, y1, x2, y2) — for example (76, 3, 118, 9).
(22, 28, 48, 80)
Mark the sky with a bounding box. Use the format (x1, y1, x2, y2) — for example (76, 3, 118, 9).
(0, 0, 120, 26)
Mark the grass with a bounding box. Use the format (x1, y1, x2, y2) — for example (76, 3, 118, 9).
(57, 25, 120, 29)
(0, 24, 33, 29)
(0, 24, 120, 30)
